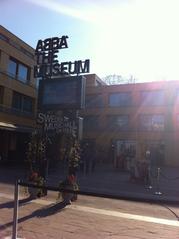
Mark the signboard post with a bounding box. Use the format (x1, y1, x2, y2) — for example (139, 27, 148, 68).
(34, 35, 89, 139)
(33, 35, 90, 178)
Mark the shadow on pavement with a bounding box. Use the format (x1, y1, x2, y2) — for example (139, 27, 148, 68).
(0, 201, 66, 231)
(0, 197, 33, 209)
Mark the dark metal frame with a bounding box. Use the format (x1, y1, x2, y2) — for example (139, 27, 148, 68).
(38, 76, 86, 111)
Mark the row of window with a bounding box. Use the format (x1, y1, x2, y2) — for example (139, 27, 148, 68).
(0, 86, 34, 115)
(83, 114, 174, 131)
(12, 92, 34, 114)
(8, 57, 30, 84)
(86, 90, 179, 108)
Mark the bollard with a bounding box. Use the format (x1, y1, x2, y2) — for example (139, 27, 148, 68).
(12, 179, 19, 239)
(154, 167, 162, 195)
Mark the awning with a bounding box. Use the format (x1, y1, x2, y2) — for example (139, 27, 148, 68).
(0, 122, 34, 133)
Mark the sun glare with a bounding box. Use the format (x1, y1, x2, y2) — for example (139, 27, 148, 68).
(24, 0, 179, 82)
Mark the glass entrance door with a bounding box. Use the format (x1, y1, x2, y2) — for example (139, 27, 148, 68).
(114, 140, 136, 170)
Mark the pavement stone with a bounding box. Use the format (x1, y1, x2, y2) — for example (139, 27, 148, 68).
(0, 190, 179, 239)
(1, 197, 178, 239)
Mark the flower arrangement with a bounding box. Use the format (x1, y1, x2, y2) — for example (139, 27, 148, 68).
(57, 174, 79, 202)
(28, 171, 46, 198)
(68, 141, 80, 169)
(26, 131, 47, 172)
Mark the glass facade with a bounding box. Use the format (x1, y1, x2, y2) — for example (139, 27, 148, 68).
(140, 114, 165, 131)
(8, 59, 17, 78)
(108, 115, 129, 130)
(12, 92, 22, 110)
(12, 92, 33, 114)
(7, 58, 29, 83)
(109, 92, 132, 107)
(85, 94, 104, 108)
(18, 64, 28, 83)
(175, 89, 179, 104)
(141, 90, 164, 106)
(23, 96, 33, 113)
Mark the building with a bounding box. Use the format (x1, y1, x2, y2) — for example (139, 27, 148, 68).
(1, 25, 179, 168)
(82, 74, 179, 167)
(0, 25, 37, 163)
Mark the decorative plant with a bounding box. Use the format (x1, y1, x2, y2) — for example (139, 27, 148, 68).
(25, 130, 48, 198)
(68, 139, 81, 173)
(57, 174, 79, 202)
(56, 137, 80, 202)
(28, 171, 46, 198)
(26, 130, 47, 174)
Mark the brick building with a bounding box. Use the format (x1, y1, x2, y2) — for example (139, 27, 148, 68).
(1, 25, 179, 168)
(82, 74, 179, 167)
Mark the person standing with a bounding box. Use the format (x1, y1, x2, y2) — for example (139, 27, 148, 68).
(145, 149, 152, 186)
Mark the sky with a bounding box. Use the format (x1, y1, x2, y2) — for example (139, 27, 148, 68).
(1, 0, 179, 82)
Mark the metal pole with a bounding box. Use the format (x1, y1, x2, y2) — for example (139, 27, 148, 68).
(12, 179, 19, 239)
(154, 167, 162, 195)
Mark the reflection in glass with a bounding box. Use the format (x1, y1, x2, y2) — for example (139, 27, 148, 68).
(109, 92, 131, 106)
(141, 91, 164, 106)
(140, 114, 164, 131)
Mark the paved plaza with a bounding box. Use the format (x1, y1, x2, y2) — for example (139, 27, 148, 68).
(0, 164, 179, 238)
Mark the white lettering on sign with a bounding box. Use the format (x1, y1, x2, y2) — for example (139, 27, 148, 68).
(37, 112, 77, 137)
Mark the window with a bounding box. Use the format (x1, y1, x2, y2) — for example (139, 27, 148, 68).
(7, 57, 30, 83)
(83, 116, 99, 131)
(18, 64, 28, 83)
(140, 114, 164, 131)
(116, 140, 136, 157)
(141, 90, 164, 106)
(109, 92, 132, 107)
(108, 115, 129, 130)
(12, 92, 33, 114)
(23, 96, 33, 112)
(12, 92, 21, 110)
(0, 86, 4, 104)
(176, 115, 179, 129)
(0, 33, 9, 42)
(85, 94, 104, 108)
(175, 89, 179, 104)
(8, 59, 17, 78)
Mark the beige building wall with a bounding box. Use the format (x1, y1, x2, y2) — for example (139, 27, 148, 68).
(0, 25, 37, 127)
(0, 25, 37, 162)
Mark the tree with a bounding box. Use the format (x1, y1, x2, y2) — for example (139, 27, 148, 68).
(102, 74, 137, 85)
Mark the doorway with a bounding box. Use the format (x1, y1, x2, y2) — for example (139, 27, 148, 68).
(114, 140, 136, 170)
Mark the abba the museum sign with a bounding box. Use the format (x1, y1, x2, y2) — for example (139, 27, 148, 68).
(35, 35, 88, 138)
(34, 36, 90, 78)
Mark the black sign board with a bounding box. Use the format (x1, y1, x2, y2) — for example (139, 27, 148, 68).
(38, 76, 86, 111)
